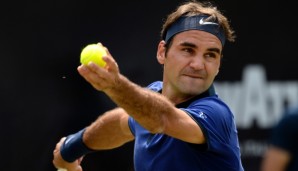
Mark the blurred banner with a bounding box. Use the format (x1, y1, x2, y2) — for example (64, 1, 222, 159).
(216, 64, 298, 170)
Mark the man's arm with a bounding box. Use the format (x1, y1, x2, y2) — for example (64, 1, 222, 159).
(53, 107, 133, 170)
(261, 145, 291, 171)
(77, 53, 205, 144)
(104, 74, 205, 144)
(83, 107, 134, 150)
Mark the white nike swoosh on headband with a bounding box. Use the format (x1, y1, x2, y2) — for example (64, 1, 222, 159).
(199, 18, 218, 25)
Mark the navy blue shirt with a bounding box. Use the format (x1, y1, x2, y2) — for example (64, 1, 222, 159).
(128, 81, 244, 171)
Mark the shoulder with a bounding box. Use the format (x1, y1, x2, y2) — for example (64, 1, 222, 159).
(191, 96, 232, 113)
(184, 96, 234, 123)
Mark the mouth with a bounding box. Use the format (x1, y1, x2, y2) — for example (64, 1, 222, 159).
(182, 74, 204, 79)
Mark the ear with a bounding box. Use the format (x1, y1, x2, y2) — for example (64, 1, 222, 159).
(216, 63, 221, 75)
(156, 40, 166, 65)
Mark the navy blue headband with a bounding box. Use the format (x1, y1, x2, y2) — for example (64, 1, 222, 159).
(164, 14, 226, 46)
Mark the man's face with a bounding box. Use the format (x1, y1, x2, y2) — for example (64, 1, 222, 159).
(157, 30, 222, 99)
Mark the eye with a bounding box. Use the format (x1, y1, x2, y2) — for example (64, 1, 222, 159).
(206, 53, 215, 58)
(205, 52, 220, 61)
(182, 48, 194, 55)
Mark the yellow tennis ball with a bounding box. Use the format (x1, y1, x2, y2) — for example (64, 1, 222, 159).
(80, 44, 107, 67)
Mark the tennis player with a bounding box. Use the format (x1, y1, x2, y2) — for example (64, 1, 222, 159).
(53, 1, 244, 170)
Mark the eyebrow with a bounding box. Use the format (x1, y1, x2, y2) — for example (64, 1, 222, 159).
(180, 42, 221, 55)
(208, 48, 221, 55)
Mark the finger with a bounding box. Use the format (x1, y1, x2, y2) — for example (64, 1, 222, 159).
(104, 45, 111, 56)
(77, 64, 90, 75)
(77, 64, 107, 90)
(96, 42, 109, 55)
(87, 62, 107, 75)
(57, 137, 66, 148)
(77, 64, 102, 82)
(59, 137, 66, 144)
(103, 56, 119, 73)
(54, 137, 66, 154)
(96, 42, 110, 59)
(95, 43, 116, 70)
(85, 63, 112, 85)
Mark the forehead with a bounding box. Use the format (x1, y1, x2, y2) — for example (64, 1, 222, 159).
(172, 30, 222, 49)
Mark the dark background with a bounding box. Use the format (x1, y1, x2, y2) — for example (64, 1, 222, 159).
(1, 0, 297, 170)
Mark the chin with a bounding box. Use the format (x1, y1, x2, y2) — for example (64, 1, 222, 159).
(182, 86, 205, 96)
(178, 77, 208, 94)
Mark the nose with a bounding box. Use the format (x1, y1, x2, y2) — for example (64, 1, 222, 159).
(189, 55, 204, 70)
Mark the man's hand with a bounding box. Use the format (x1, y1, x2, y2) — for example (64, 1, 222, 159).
(53, 137, 83, 171)
(77, 44, 121, 92)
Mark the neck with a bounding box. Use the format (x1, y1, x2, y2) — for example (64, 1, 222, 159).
(162, 84, 215, 105)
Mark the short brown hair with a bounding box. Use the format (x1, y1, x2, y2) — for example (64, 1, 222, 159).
(160, 1, 236, 43)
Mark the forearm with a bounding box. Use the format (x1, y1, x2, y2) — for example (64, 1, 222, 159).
(59, 108, 133, 163)
(83, 107, 133, 150)
(105, 75, 175, 133)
